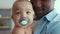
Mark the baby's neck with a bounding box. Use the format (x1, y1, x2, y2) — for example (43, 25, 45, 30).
(13, 26, 33, 34)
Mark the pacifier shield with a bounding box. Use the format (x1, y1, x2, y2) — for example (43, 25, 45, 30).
(19, 18, 29, 26)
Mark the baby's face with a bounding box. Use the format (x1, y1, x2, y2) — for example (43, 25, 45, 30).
(12, 1, 34, 28)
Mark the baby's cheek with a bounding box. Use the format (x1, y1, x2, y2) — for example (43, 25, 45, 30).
(28, 14, 33, 18)
(28, 15, 33, 23)
(16, 15, 20, 19)
(13, 16, 19, 26)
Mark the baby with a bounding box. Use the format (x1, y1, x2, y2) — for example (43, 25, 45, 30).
(12, 0, 34, 34)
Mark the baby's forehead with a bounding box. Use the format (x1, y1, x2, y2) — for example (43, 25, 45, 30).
(13, 1, 33, 9)
(12, 1, 34, 13)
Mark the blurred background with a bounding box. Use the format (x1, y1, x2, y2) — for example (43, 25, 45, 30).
(0, 0, 16, 34)
(0, 0, 60, 34)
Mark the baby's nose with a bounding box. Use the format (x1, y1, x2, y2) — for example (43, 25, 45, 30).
(20, 13, 26, 18)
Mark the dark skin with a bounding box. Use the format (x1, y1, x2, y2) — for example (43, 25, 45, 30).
(31, 0, 55, 20)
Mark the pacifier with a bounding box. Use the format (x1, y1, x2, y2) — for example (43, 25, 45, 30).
(18, 18, 29, 26)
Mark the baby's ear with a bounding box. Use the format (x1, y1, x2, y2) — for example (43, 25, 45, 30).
(33, 11, 36, 19)
(33, 10, 35, 15)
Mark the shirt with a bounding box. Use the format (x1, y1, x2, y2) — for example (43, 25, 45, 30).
(34, 9, 60, 34)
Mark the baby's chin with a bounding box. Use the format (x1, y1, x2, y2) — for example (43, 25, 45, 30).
(20, 25, 29, 28)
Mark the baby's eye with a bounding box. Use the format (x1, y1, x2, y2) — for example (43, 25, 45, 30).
(26, 11, 31, 14)
(15, 12, 20, 14)
(15, 10, 22, 14)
